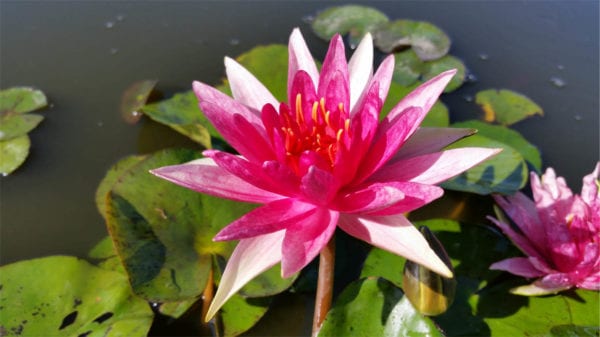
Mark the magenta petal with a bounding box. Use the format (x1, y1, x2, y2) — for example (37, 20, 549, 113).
(225, 57, 278, 112)
(347, 33, 373, 111)
(338, 214, 452, 277)
(301, 166, 340, 205)
(369, 147, 502, 185)
(205, 231, 285, 321)
(578, 273, 600, 290)
(318, 34, 349, 109)
(281, 208, 339, 277)
(214, 198, 316, 241)
(580, 162, 599, 205)
(487, 215, 545, 261)
(150, 158, 281, 203)
(288, 28, 319, 100)
(336, 183, 405, 214)
(371, 55, 394, 108)
(392, 127, 476, 161)
(493, 193, 547, 254)
(366, 182, 444, 215)
(490, 257, 545, 278)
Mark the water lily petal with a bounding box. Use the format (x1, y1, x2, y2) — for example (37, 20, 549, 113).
(225, 56, 278, 112)
(214, 198, 316, 241)
(282, 208, 339, 277)
(510, 281, 571, 296)
(336, 183, 405, 214)
(288, 28, 319, 99)
(318, 34, 349, 112)
(490, 257, 546, 278)
(580, 162, 599, 205)
(578, 273, 600, 290)
(369, 147, 502, 185)
(348, 32, 373, 111)
(371, 54, 395, 107)
(487, 215, 545, 261)
(301, 166, 340, 205)
(381, 69, 456, 131)
(393, 127, 476, 161)
(150, 158, 281, 203)
(205, 231, 285, 321)
(365, 182, 444, 215)
(338, 214, 453, 277)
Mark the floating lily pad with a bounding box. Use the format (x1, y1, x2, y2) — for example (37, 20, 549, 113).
(392, 49, 423, 86)
(0, 135, 30, 176)
(374, 19, 451, 61)
(141, 91, 214, 148)
(311, 5, 389, 47)
(476, 89, 543, 125)
(0, 114, 44, 141)
(442, 133, 527, 195)
(158, 297, 199, 319)
(392, 50, 466, 93)
(453, 120, 542, 172)
(382, 81, 449, 127)
(318, 277, 443, 337)
(120, 80, 158, 124)
(0, 87, 47, 115)
(221, 294, 271, 337)
(422, 55, 466, 93)
(0, 256, 153, 337)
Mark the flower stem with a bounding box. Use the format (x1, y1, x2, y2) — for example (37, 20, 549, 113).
(201, 267, 214, 325)
(311, 234, 335, 337)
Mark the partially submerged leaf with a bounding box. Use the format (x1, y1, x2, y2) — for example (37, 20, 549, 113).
(476, 89, 543, 125)
(374, 20, 450, 60)
(392, 49, 423, 86)
(453, 120, 542, 172)
(0, 135, 30, 176)
(120, 80, 158, 124)
(442, 133, 527, 195)
(422, 55, 466, 93)
(0, 87, 47, 115)
(318, 278, 443, 337)
(220, 294, 271, 337)
(311, 5, 389, 47)
(0, 114, 44, 141)
(0, 256, 153, 337)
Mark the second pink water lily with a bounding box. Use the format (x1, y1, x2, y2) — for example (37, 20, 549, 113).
(151, 29, 500, 319)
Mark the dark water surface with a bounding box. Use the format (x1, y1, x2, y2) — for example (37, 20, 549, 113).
(1, 0, 597, 292)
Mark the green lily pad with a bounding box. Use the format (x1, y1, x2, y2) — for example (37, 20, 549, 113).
(476, 89, 543, 125)
(158, 297, 199, 319)
(392, 50, 423, 86)
(0, 256, 153, 337)
(382, 81, 449, 127)
(0, 135, 31, 176)
(95, 154, 145, 218)
(0, 87, 47, 115)
(311, 5, 389, 47)
(234, 44, 289, 103)
(88, 236, 125, 274)
(141, 91, 214, 148)
(100, 149, 260, 302)
(453, 120, 542, 172)
(441, 133, 527, 195)
(239, 264, 298, 298)
(318, 278, 443, 337)
(374, 20, 451, 61)
(120, 80, 158, 124)
(422, 55, 466, 93)
(548, 325, 600, 337)
(221, 294, 271, 337)
(0, 114, 44, 141)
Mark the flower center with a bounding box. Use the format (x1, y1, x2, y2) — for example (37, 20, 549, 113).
(278, 93, 351, 174)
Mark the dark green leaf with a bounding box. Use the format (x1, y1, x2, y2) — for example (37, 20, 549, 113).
(0, 135, 30, 176)
(318, 278, 443, 337)
(95, 154, 145, 217)
(159, 297, 199, 319)
(392, 50, 423, 86)
(311, 5, 389, 47)
(442, 133, 527, 194)
(0, 87, 47, 115)
(88, 236, 126, 274)
(142, 91, 213, 148)
(476, 89, 543, 125)
(548, 325, 600, 337)
(453, 120, 542, 172)
(0, 114, 43, 141)
(221, 294, 271, 337)
(0, 256, 153, 337)
(239, 264, 298, 298)
(422, 55, 466, 93)
(120, 80, 158, 124)
(374, 20, 450, 61)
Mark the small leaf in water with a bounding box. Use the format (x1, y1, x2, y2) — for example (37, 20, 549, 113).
(0, 135, 30, 176)
(120, 80, 158, 124)
(382, 81, 449, 127)
(311, 5, 389, 47)
(0, 113, 43, 141)
(475, 89, 543, 125)
(422, 55, 466, 93)
(0, 87, 47, 115)
(374, 20, 450, 61)
(392, 49, 423, 86)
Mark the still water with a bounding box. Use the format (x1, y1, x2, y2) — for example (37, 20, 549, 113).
(0, 1, 598, 333)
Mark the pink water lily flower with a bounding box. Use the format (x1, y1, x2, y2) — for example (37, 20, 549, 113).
(151, 28, 500, 319)
(489, 163, 600, 295)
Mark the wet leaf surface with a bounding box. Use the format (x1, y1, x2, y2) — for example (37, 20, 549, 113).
(311, 5, 389, 47)
(0, 114, 43, 141)
(422, 55, 466, 93)
(374, 20, 450, 60)
(0, 87, 47, 115)
(453, 120, 542, 172)
(318, 278, 443, 337)
(221, 294, 271, 337)
(120, 80, 158, 124)
(361, 219, 600, 337)
(476, 89, 543, 125)
(392, 50, 466, 93)
(442, 133, 527, 195)
(0, 135, 30, 176)
(0, 256, 153, 337)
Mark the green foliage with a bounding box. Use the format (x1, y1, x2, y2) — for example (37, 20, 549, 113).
(120, 79, 157, 124)
(0, 87, 47, 175)
(318, 278, 443, 337)
(374, 19, 451, 61)
(476, 89, 543, 125)
(235, 45, 289, 102)
(311, 5, 389, 47)
(221, 294, 271, 337)
(0, 256, 153, 337)
(382, 81, 449, 127)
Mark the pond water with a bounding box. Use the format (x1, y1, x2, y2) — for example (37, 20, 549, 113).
(1, 1, 598, 335)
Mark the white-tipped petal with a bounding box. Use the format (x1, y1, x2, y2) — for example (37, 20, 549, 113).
(225, 56, 278, 112)
(288, 28, 319, 98)
(348, 33, 373, 111)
